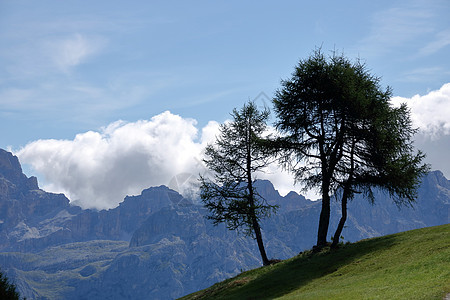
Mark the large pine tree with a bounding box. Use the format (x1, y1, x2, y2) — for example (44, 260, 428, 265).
(273, 50, 428, 249)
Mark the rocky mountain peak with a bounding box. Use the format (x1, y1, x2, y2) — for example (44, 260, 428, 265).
(117, 185, 193, 214)
(0, 149, 38, 191)
(422, 170, 450, 190)
(0, 149, 23, 182)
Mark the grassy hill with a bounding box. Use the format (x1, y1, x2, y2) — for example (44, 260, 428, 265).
(180, 224, 450, 300)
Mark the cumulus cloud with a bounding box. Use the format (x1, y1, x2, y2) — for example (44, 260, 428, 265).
(391, 83, 450, 138)
(16, 112, 220, 210)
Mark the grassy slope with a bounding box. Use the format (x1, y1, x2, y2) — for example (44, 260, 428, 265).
(180, 224, 450, 300)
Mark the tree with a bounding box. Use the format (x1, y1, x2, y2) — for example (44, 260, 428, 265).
(0, 270, 21, 300)
(330, 98, 428, 248)
(273, 49, 428, 249)
(199, 101, 277, 266)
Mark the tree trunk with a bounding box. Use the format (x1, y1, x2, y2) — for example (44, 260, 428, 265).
(332, 189, 348, 248)
(316, 182, 330, 249)
(252, 216, 270, 266)
(248, 180, 270, 265)
(246, 130, 270, 266)
(332, 138, 355, 248)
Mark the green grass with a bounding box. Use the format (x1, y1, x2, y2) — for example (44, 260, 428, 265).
(180, 224, 450, 300)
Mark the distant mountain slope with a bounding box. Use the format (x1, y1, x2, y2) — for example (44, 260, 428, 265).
(0, 148, 448, 299)
(181, 224, 450, 300)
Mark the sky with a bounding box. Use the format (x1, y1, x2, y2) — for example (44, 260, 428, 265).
(1, 0, 449, 209)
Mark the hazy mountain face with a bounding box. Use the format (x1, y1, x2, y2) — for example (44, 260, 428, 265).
(0, 149, 448, 299)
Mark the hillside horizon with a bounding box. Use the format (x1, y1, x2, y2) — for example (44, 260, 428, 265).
(181, 224, 450, 299)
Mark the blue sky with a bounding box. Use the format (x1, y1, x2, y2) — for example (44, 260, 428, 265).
(1, 1, 449, 209)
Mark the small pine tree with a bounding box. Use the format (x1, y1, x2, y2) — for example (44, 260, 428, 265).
(199, 101, 277, 266)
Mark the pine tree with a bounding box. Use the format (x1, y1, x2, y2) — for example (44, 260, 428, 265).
(273, 49, 428, 249)
(199, 101, 277, 265)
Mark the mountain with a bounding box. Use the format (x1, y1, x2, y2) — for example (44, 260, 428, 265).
(0, 149, 448, 299)
(0, 147, 193, 252)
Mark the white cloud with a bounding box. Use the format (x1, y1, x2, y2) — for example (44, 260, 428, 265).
(16, 112, 219, 210)
(1, 32, 106, 78)
(45, 33, 106, 72)
(391, 83, 450, 137)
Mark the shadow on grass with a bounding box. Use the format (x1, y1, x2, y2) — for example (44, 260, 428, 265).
(196, 234, 399, 300)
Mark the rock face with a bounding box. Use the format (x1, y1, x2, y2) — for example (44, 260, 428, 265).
(0, 149, 71, 251)
(0, 149, 448, 299)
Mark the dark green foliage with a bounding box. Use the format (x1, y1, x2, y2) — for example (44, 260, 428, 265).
(273, 49, 429, 248)
(0, 270, 20, 300)
(199, 101, 277, 265)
